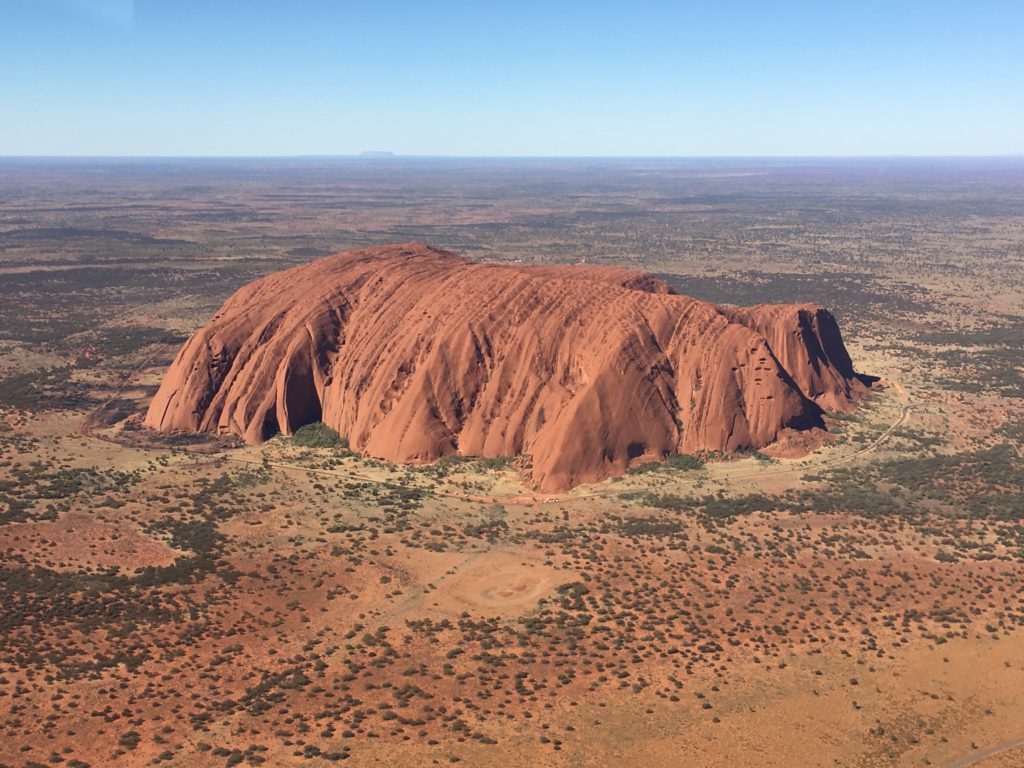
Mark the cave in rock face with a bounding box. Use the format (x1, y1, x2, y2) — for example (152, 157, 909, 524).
(146, 243, 871, 492)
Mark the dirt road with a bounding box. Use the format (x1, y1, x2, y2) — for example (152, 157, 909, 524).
(218, 392, 912, 507)
(946, 737, 1024, 768)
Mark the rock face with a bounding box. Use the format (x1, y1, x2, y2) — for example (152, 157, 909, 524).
(146, 243, 870, 491)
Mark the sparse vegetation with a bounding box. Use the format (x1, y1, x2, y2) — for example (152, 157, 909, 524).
(1, 157, 1022, 768)
(290, 422, 349, 449)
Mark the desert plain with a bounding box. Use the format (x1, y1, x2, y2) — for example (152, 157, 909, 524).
(1, 157, 1022, 767)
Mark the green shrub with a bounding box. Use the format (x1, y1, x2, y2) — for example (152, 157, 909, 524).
(665, 453, 704, 470)
(291, 422, 348, 449)
(628, 453, 703, 475)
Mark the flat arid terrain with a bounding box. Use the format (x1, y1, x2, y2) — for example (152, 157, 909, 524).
(1, 157, 1022, 768)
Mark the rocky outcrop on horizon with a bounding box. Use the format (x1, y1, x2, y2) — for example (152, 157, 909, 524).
(145, 243, 870, 491)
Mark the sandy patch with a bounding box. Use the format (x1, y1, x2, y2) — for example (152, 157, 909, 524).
(427, 550, 573, 618)
(0, 513, 181, 572)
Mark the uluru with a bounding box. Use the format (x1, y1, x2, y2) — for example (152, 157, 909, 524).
(145, 243, 871, 491)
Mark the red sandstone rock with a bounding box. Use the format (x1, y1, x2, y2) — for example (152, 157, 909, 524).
(145, 243, 870, 491)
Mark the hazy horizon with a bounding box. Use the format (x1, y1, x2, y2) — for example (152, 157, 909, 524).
(2, 153, 1023, 160)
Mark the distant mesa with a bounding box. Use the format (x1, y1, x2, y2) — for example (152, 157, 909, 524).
(146, 244, 872, 492)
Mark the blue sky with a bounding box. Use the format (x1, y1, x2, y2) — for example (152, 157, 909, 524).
(2, 0, 1022, 156)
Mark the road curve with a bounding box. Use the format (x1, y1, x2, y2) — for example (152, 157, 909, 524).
(946, 737, 1024, 768)
(708, 390, 912, 483)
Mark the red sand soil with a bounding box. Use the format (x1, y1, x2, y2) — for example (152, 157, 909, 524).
(0, 513, 180, 572)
